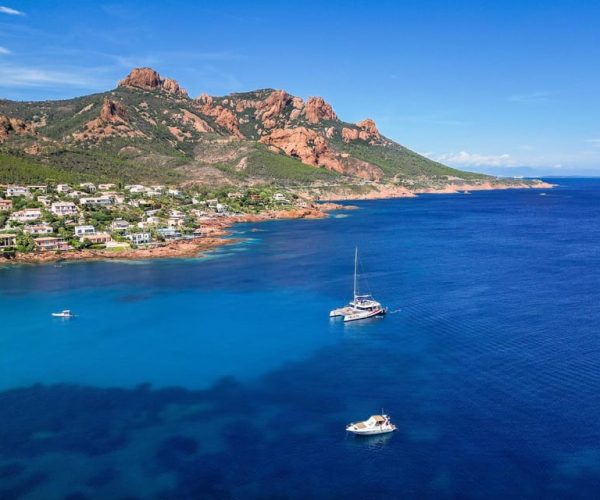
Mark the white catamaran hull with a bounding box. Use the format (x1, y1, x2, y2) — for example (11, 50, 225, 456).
(343, 308, 386, 322)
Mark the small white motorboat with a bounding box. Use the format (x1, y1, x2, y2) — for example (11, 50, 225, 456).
(346, 414, 396, 435)
(51, 310, 74, 318)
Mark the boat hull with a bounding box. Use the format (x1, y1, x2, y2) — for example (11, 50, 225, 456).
(342, 308, 386, 322)
(346, 427, 396, 436)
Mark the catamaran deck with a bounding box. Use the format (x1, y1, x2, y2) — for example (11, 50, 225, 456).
(329, 306, 358, 317)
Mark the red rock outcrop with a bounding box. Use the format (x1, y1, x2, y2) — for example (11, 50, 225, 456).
(119, 67, 188, 97)
(304, 97, 337, 124)
(341, 127, 360, 142)
(176, 109, 213, 133)
(196, 103, 242, 138)
(256, 90, 291, 127)
(357, 118, 381, 140)
(73, 98, 145, 142)
(342, 118, 382, 143)
(0, 115, 35, 142)
(99, 97, 127, 123)
(259, 127, 343, 173)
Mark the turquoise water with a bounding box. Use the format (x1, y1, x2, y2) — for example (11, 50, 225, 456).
(1, 178, 600, 498)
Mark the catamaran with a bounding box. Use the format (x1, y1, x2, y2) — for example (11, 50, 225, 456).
(329, 248, 387, 322)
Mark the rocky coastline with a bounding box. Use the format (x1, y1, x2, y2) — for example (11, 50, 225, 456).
(1, 205, 345, 266)
(0, 182, 553, 266)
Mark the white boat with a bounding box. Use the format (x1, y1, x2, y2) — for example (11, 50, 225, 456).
(346, 414, 396, 435)
(330, 248, 386, 322)
(51, 310, 74, 318)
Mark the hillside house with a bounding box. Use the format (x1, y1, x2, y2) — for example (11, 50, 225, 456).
(111, 219, 130, 231)
(0, 199, 13, 211)
(80, 196, 114, 207)
(6, 186, 31, 198)
(10, 209, 42, 223)
(126, 233, 151, 245)
(34, 237, 70, 252)
(0, 233, 17, 248)
(51, 202, 78, 217)
(80, 232, 112, 245)
(74, 225, 96, 237)
(24, 224, 53, 235)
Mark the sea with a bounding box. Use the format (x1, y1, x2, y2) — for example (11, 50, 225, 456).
(1, 178, 599, 499)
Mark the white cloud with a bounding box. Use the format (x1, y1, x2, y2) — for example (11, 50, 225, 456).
(508, 91, 555, 104)
(0, 46, 10, 55)
(0, 63, 95, 88)
(0, 5, 24, 15)
(428, 151, 517, 167)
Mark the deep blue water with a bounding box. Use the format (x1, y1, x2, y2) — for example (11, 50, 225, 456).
(1, 178, 600, 499)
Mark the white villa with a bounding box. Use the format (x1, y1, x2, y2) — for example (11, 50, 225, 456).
(126, 233, 151, 245)
(80, 196, 114, 207)
(5, 186, 31, 198)
(56, 184, 72, 193)
(74, 225, 96, 237)
(51, 202, 78, 217)
(111, 219, 130, 231)
(24, 224, 53, 235)
(10, 208, 42, 223)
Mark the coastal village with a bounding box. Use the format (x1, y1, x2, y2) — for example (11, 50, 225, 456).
(0, 182, 327, 263)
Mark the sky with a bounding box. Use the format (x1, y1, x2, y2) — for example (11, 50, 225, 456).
(1, 0, 599, 175)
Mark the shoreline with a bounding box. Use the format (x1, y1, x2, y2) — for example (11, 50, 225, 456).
(315, 179, 554, 201)
(0, 182, 553, 266)
(0, 205, 344, 266)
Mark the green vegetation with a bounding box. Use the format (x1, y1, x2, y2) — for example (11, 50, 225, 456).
(0, 152, 94, 184)
(335, 139, 488, 181)
(15, 233, 35, 253)
(0, 83, 491, 189)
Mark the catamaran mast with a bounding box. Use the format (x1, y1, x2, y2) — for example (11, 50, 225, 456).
(353, 247, 358, 299)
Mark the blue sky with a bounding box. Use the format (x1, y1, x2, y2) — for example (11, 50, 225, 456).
(1, 0, 599, 175)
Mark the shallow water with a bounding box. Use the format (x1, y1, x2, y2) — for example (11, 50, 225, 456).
(1, 178, 600, 498)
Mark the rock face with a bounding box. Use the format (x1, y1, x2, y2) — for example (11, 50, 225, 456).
(99, 97, 127, 123)
(0, 115, 34, 142)
(195, 96, 243, 138)
(119, 67, 188, 97)
(72, 98, 145, 142)
(304, 97, 337, 124)
(342, 118, 382, 143)
(259, 127, 344, 173)
(357, 118, 380, 140)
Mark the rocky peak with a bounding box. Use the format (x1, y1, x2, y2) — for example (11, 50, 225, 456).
(341, 118, 382, 144)
(118, 67, 188, 97)
(303, 97, 337, 124)
(357, 118, 380, 138)
(196, 93, 213, 106)
(99, 97, 127, 123)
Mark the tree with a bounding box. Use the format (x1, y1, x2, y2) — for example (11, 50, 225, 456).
(16, 233, 35, 253)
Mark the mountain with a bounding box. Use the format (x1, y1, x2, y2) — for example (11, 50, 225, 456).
(0, 67, 488, 192)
